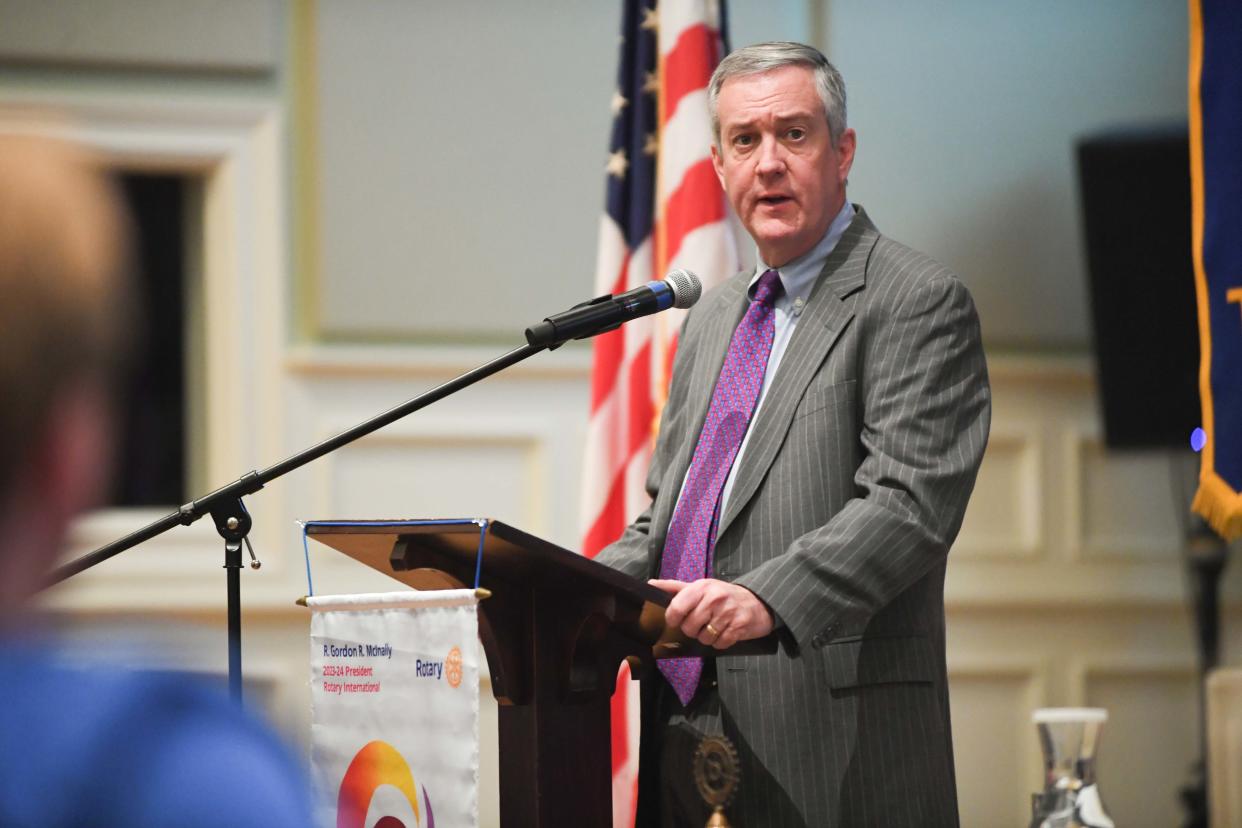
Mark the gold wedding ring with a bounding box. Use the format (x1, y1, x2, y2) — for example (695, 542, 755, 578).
(705, 623, 721, 639)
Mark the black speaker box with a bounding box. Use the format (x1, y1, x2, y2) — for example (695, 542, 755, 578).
(1077, 124, 1200, 449)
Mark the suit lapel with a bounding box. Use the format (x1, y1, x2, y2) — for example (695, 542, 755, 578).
(716, 210, 879, 540)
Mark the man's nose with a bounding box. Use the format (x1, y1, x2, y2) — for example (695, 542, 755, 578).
(755, 136, 785, 176)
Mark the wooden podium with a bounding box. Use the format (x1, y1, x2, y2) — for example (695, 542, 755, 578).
(306, 518, 774, 827)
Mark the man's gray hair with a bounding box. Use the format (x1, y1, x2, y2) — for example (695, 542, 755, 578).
(708, 41, 847, 146)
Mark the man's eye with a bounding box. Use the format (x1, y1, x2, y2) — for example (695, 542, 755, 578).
(787, 128, 806, 140)
(733, 134, 754, 147)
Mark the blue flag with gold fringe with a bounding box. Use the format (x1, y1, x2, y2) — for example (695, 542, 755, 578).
(1190, 0, 1242, 539)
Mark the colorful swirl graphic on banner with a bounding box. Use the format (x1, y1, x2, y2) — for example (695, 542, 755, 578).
(337, 740, 435, 828)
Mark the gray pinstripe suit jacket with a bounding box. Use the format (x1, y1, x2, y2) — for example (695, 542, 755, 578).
(596, 207, 991, 827)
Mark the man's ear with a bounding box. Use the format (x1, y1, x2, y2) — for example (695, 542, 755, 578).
(836, 128, 857, 185)
(0, 384, 112, 612)
(710, 141, 726, 189)
(35, 384, 113, 529)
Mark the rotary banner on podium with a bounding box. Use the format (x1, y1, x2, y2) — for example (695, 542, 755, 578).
(308, 590, 480, 828)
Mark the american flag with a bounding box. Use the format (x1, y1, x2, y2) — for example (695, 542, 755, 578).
(580, 1, 737, 824)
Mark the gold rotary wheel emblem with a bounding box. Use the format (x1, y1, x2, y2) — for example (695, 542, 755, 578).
(445, 646, 463, 688)
(693, 735, 740, 814)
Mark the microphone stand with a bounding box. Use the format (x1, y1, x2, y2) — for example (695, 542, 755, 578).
(49, 342, 549, 702)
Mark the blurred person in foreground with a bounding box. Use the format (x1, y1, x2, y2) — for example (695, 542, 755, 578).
(0, 133, 312, 827)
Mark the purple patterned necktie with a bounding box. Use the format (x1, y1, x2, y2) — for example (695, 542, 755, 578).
(659, 269, 782, 706)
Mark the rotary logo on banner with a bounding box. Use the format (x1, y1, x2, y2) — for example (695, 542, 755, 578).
(308, 590, 480, 828)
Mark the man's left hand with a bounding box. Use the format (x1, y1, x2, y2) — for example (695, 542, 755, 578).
(649, 578, 774, 650)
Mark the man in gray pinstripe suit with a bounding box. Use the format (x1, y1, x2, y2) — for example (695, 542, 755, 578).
(595, 42, 990, 827)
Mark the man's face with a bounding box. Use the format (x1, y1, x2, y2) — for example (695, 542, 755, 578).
(711, 65, 856, 268)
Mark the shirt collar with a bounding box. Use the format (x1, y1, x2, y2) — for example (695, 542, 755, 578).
(748, 200, 857, 304)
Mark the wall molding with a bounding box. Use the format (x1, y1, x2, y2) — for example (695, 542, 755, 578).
(1, 92, 288, 611)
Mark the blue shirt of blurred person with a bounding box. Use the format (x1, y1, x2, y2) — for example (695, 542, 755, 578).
(0, 638, 313, 827)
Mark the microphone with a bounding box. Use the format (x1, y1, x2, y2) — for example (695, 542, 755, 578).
(525, 269, 702, 348)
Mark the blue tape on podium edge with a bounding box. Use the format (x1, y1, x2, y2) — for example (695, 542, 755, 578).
(473, 519, 489, 589)
(300, 524, 315, 597)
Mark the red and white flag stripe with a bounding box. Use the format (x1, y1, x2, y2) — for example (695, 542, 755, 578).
(582, 3, 737, 825)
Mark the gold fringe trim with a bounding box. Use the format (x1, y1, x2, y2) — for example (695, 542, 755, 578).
(1193, 475, 1242, 540)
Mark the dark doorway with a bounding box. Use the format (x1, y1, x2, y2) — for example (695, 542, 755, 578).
(109, 173, 187, 507)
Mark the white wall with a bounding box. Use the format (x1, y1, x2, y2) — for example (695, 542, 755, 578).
(312, 0, 616, 342)
(309, 0, 812, 343)
(823, 0, 1188, 350)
